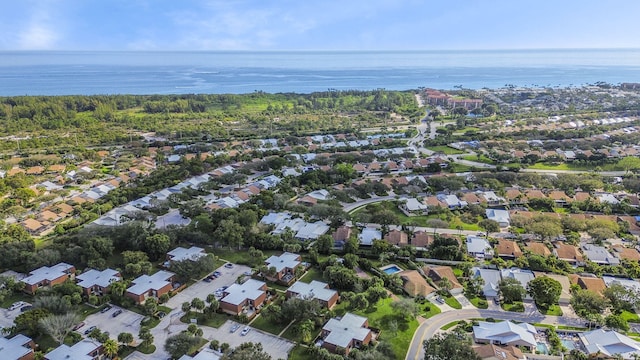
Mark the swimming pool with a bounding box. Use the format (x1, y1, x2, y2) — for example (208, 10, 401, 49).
(381, 264, 402, 275)
(536, 343, 549, 354)
(562, 340, 576, 350)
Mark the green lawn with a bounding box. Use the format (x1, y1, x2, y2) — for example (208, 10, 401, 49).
(468, 296, 488, 309)
(354, 297, 419, 359)
(539, 305, 563, 316)
(453, 268, 463, 278)
(425, 146, 465, 155)
(526, 162, 619, 171)
(0, 292, 32, 309)
(441, 320, 463, 330)
(299, 267, 325, 283)
(421, 302, 442, 318)
(280, 322, 321, 344)
(137, 344, 156, 354)
(444, 295, 462, 310)
(621, 310, 640, 323)
(250, 314, 289, 335)
(461, 155, 495, 164)
(288, 345, 316, 360)
(501, 302, 524, 312)
(180, 312, 232, 328)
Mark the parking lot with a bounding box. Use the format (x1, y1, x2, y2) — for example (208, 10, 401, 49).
(0, 302, 31, 330)
(205, 320, 294, 360)
(82, 305, 143, 339)
(167, 263, 251, 308)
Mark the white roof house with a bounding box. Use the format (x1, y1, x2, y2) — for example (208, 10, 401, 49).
(221, 279, 266, 306)
(582, 244, 620, 265)
(472, 267, 501, 297)
(166, 246, 206, 262)
(306, 189, 330, 201)
(481, 191, 504, 204)
(473, 321, 537, 349)
(44, 339, 102, 360)
(500, 268, 534, 300)
(23, 263, 74, 286)
(403, 198, 428, 212)
(602, 276, 640, 292)
(76, 269, 121, 290)
(359, 228, 382, 246)
(579, 329, 640, 359)
(598, 193, 620, 205)
(295, 221, 330, 240)
(437, 194, 468, 209)
(466, 236, 493, 259)
(0, 334, 33, 360)
(288, 280, 337, 303)
(260, 212, 291, 225)
(126, 271, 175, 296)
(265, 252, 301, 273)
(322, 313, 371, 349)
(178, 348, 221, 360)
(485, 209, 510, 227)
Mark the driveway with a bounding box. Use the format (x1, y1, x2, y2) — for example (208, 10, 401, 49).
(166, 263, 251, 308)
(210, 320, 294, 360)
(82, 306, 143, 340)
(453, 294, 475, 310)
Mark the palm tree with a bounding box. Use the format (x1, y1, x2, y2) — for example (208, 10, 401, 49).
(102, 339, 119, 359)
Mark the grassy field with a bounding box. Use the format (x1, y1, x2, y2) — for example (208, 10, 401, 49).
(621, 310, 640, 323)
(441, 320, 463, 330)
(468, 296, 488, 309)
(250, 314, 289, 335)
(180, 312, 231, 328)
(539, 304, 563, 316)
(461, 155, 495, 164)
(288, 345, 315, 360)
(354, 297, 419, 359)
(501, 302, 524, 312)
(299, 267, 325, 283)
(421, 302, 442, 318)
(425, 146, 465, 155)
(444, 295, 462, 310)
(527, 162, 620, 171)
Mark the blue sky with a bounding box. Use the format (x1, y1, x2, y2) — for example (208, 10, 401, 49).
(1, 0, 639, 51)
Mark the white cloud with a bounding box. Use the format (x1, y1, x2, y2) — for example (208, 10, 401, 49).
(17, 2, 60, 50)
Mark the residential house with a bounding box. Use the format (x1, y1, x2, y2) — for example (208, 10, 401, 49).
(332, 226, 352, 246)
(474, 344, 525, 360)
(554, 243, 584, 265)
(321, 313, 373, 355)
(602, 276, 640, 293)
(178, 348, 221, 360)
(76, 269, 121, 297)
(486, 209, 510, 228)
(524, 242, 552, 257)
(569, 274, 607, 295)
(286, 280, 339, 309)
(358, 227, 382, 246)
(219, 279, 267, 317)
(472, 268, 501, 298)
(411, 231, 434, 249)
(505, 189, 524, 205)
(462, 192, 482, 205)
(384, 229, 409, 247)
(0, 334, 35, 360)
(264, 252, 302, 284)
(166, 246, 207, 264)
(295, 221, 330, 240)
(524, 189, 546, 201)
(534, 273, 572, 305)
(496, 240, 522, 260)
(398, 270, 436, 297)
(473, 321, 537, 350)
(22, 263, 76, 295)
(548, 190, 572, 207)
(125, 270, 175, 304)
(436, 194, 467, 209)
(467, 236, 494, 259)
(582, 244, 620, 265)
(426, 266, 463, 295)
(21, 218, 45, 235)
(579, 329, 640, 359)
(400, 198, 428, 215)
(500, 268, 534, 300)
(612, 245, 640, 262)
(480, 191, 505, 206)
(44, 339, 103, 360)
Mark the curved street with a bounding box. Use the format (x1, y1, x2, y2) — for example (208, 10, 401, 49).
(405, 308, 584, 360)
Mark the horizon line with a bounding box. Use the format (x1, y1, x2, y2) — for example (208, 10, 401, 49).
(1, 47, 640, 53)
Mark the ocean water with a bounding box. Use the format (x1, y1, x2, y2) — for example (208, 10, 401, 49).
(0, 49, 639, 95)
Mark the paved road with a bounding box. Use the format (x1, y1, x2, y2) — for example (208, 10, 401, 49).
(405, 308, 583, 360)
